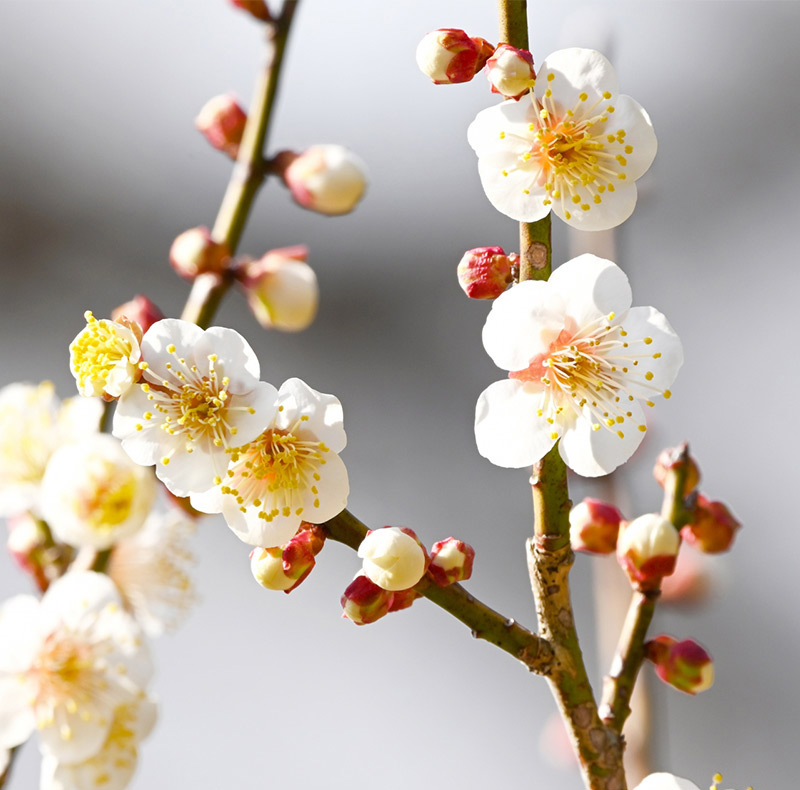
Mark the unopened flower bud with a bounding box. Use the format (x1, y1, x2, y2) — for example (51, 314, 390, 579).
(645, 635, 714, 695)
(653, 444, 700, 495)
(229, 0, 271, 22)
(195, 94, 248, 159)
(169, 227, 230, 280)
(569, 498, 622, 554)
(250, 525, 325, 593)
(387, 587, 421, 613)
(457, 246, 517, 299)
(341, 573, 394, 625)
(428, 537, 475, 586)
(358, 527, 427, 592)
(681, 495, 740, 554)
(617, 513, 680, 589)
(415, 29, 494, 85)
(238, 245, 318, 332)
(69, 310, 143, 400)
(276, 146, 367, 216)
(486, 44, 535, 100)
(112, 295, 164, 335)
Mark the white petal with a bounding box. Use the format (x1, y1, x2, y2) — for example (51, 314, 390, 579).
(534, 48, 618, 114)
(140, 319, 203, 380)
(476, 149, 551, 223)
(222, 500, 301, 548)
(606, 94, 657, 181)
(276, 378, 346, 453)
(40, 572, 122, 631)
(226, 381, 279, 446)
(301, 451, 349, 525)
(482, 280, 566, 371)
(632, 774, 700, 790)
(112, 387, 164, 466)
(0, 595, 43, 672)
(467, 99, 537, 155)
(551, 181, 639, 232)
(616, 306, 683, 398)
(154, 441, 219, 498)
(559, 400, 646, 477)
(38, 703, 111, 764)
(474, 380, 556, 468)
(548, 254, 632, 326)
(0, 675, 37, 749)
(188, 484, 224, 515)
(193, 326, 260, 393)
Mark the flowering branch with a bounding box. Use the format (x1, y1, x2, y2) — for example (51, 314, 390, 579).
(181, 0, 299, 329)
(599, 444, 695, 733)
(323, 510, 554, 672)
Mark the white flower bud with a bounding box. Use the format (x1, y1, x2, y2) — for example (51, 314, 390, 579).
(358, 527, 427, 592)
(250, 547, 295, 591)
(486, 44, 536, 100)
(617, 513, 680, 588)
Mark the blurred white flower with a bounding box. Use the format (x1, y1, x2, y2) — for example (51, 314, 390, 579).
(0, 571, 153, 765)
(358, 527, 427, 592)
(41, 435, 156, 550)
(69, 311, 142, 399)
(113, 319, 278, 497)
(475, 254, 682, 476)
(0, 382, 102, 518)
(108, 508, 196, 637)
(191, 378, 348, 548)
(468, 48, 656, 230)
(633, 775, 701, 790)
(40, 696, 156, 790)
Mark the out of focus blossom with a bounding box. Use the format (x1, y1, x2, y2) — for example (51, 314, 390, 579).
(40, 435, 156, 551)
(169, 227, 230, 281)
(108, 509, 196, 637)
(475, 255, 682, 476)
(415, 29, 494, 85)
(40, 696, 156, 790)
(113, 319, 276, 498)
(468, 48, 657, 229)
(681, 495, 740, 553)
(238, 246, 318, 332)
(191, 378, 348, 549)
(569, 498, 622, 554)
(6, 513, 63, 593)
(653, 444, 700, 495)
(229, 0, 271, 22)
(428, 537, 474, 586)
(485, 44, 535, 100)
(617, 513, 680, 589)
(69, 311, 143, 400)
(358, 527, 427, 592)
(0, 382, 102, 518)
(278, 145, 367, 216)
(112, 296, 164, 335)
(195, 94, 248, 159)
(633, 775, 702, 790)
(456, 246, 517, 300)
(0, 572, 153, 764)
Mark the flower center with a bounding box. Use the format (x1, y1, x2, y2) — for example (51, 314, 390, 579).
(80, 467, 137, 531)
(220, 421, 329, 523)
(71, 311, 135, 391)
(510, 315, 667, 440)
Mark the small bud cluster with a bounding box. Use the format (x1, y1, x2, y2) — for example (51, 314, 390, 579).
(250, 525, 326, 593)
(645, 635, 714, 695)
(341, 528, 475, 625)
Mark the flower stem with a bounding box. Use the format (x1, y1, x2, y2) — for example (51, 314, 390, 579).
(0, 747, 18, 790)
(498, 0, 529, 49)
(322, 510, 554, 672)
(519, 217, 552, 281)
(181, 0, 299, 329)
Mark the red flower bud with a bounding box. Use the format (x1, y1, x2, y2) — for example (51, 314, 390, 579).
(428, 537, 475, 586)
(456, 246, 517, 299)
(416, 29, 494, 85)
(569, 498, 622, 554)
(169, 227, 230, 281)
(681, 495, 740, 554)
(111, 295, 164, 335)
(645, 635, 714, 695)
(341, 573, 394, 625)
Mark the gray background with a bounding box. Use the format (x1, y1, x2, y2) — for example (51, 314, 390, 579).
(0, 2, 798, 789)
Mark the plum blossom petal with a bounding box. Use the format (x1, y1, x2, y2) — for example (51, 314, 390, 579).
(191, 378, 349, 548)
(474, 255, 682, 476)
(468, 47, 656, 230)
(632, 774, 701, 790)
(113, 319, 278, 497)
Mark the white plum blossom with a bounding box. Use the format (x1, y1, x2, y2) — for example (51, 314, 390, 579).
(108, 508, 196, 638)
(112, 319, 277, 497)
(69, 311, 142, 400)
(40, 435, 156, 550)
(0, 572, 153, 765)
(191, 378, 348, 548)
(40, 696, 156, 790)
(475, 254, 682, 477)
(0, 382, 102, 518)
(468, 47, 657, 230)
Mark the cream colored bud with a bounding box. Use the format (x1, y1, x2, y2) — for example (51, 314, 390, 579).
(617, 513, 680, 588)
(250, 547, 295, 591)
(358, 527, 426, 591)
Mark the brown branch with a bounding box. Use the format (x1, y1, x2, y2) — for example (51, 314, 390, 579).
(322, 510, 553, 673)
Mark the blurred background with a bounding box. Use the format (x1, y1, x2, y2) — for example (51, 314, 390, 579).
(0, 1, 797, 788)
